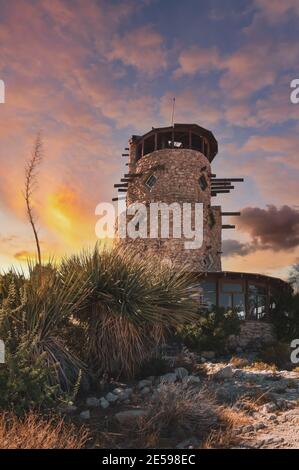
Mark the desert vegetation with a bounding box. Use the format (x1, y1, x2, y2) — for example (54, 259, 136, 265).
(1, 244, 299, 448)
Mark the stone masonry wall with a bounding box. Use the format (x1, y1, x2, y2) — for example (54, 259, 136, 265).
(116, 148, 222, 272)
(227, 321, 276, 351)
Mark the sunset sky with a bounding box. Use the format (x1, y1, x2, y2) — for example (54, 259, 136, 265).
(0, 0, 299, 279)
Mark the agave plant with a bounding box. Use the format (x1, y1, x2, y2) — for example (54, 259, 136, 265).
(60, 245, 200, 379)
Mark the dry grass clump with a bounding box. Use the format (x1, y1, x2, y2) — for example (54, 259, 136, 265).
(229, 356, 249, 368)
(257, 343, 291, 369)
(135, 383, 220, 447)
(245, 361, 278, 373)
(0, 411, 89, 449)
(202, 400, 253, 448)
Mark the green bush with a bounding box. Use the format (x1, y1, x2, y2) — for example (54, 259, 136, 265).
(137, 356, 171, 379)
(0, 264, 90, 400)
(177, 308, 241, 354)
(270, 290, 299, 341)
(0, 345, 59, 415)
(256, 342, 292, 369)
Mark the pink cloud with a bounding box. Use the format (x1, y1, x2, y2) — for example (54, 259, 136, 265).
(175, 45, 221, 77)
(105, 25, 167, 75)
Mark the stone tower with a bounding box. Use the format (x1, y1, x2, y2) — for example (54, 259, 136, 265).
(114, 123, 242, 272)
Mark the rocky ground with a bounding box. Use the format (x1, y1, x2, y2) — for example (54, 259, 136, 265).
(61, 351, 299, 449)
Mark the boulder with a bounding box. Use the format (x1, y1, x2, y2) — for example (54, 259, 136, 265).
(214, 366, 234, 379)
(86, 396, 100, 407)
(59, 404, 78, 414)
(80, 410, 90, 420)
(140, 386, 151, 396)
(184, 375, 200, 385)
(160, 372, 177, 384)
(100, 397, 110, 409)
(138, 379, 152, 390)
(106, 392, 118, 403)
(262, 402, 278, 413)
(175, 367, 189, 380)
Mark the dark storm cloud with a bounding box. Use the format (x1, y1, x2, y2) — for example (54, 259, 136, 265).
(223, 205, 299, 257)
(237, 205, 299, 250)
(222, 239, 255, 258)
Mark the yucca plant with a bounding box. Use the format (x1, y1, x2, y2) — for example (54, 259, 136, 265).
(60, 245, 200, 379)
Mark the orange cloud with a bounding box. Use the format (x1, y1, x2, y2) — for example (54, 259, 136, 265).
(14, 250, 38, 262)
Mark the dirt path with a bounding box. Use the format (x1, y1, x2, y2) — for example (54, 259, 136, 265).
(239, 408, 299, 449)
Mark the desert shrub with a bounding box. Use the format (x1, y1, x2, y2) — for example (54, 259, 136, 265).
(202, 406, 250, 449)
(256, 342, 291, 369)
(137, 356, 171, 379)
(177, 308, 240, 354)
(245, 361, 278, 372)
(229, 356, 249, 368)
(136, 383, 220, 446)
(60, 246, 199, 379)
(0, 263, 91, 408)
(0, 271, 27, 308)
(270, 290, 299, 341)
(0, 346, 59, 415)
(0, 411, 88, 448)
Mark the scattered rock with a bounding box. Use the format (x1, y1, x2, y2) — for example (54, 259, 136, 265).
(214, 366, 234, 380)
(115, 409, 147, 424)
(59, 404, 78, 414)
(254, 422, 267, 431)
(100, 397, 110, 409)
(80, 410, 90, 420)
(175, 367, 189, 380)
(242, 424, 254, 433)
(86, 397, 100, 407)
(112, 387, 124, 395)
(106, 392, 118, 403)
(140, 386, 151, 396)
(184, 375, 201, 385)
(138, 379, 152, 390)
(160, 373, 177, 384)
(113, 388, 133, 401)
(201, 351, 215, 360)
(262, 402, 278, 413)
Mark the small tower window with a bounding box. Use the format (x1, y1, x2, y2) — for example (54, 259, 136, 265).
(199, 175, 208, 191)
(145, 174, 157, 189)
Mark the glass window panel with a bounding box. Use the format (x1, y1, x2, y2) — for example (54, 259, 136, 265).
(198, 175, 208, 191)
(191, 133, 203, 151)
(144, 174, 157, 189)
(200, 281, 217, 311)
(201, 281, 216, 293)
(233, 293, 245, 320)
(174, 132, 189, 149)
(219, 293, 232, 308)
(143, 135, 155, 155)
(203, 292, 217, 309)
(249, 284, 267, 295)
(222, 282, 243, 293)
